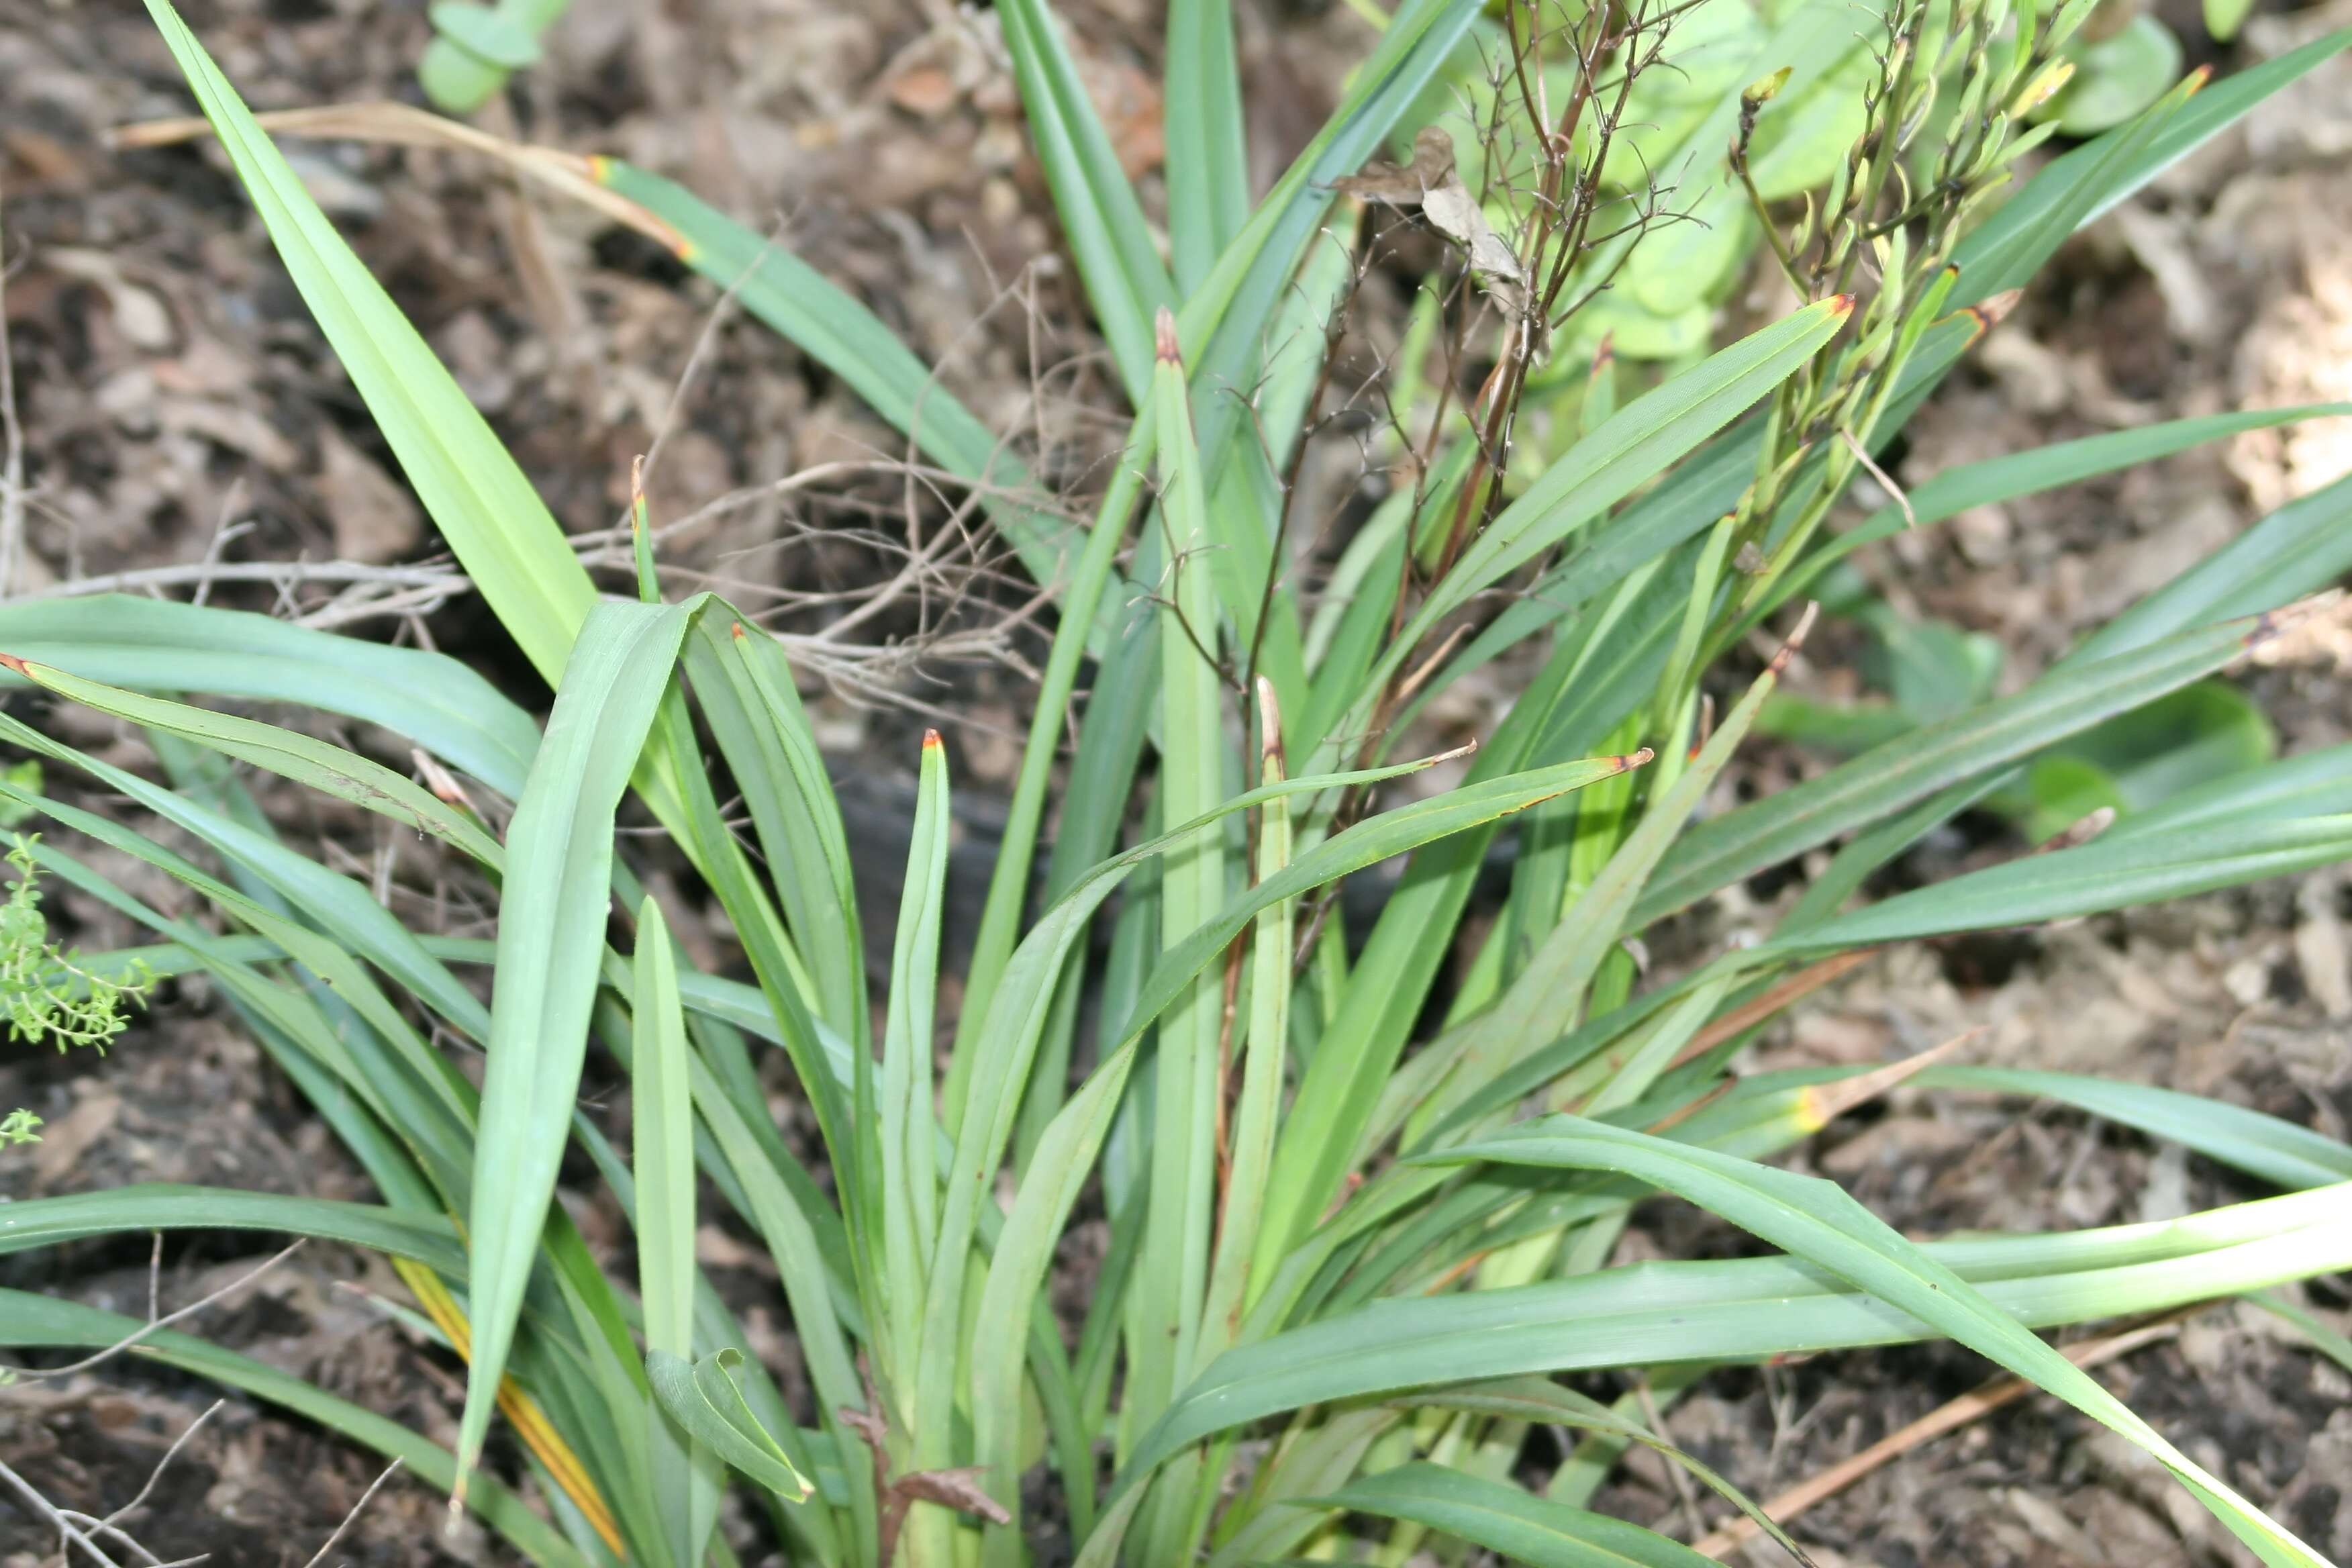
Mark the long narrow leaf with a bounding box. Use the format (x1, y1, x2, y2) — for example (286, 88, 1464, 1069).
(1131, 313, 1235, 1454)
(139, 0, 593, 686)
(1640, 611, 2275, 923)
(648, 1349, 815, 1503)
(1127, 1180, 2351, 1479)
(1165, 0, 1248, 292)
(1302, 1463, 1715, 1568)
(633, 899, 720, 1568)
(458, 601, 689, 1483)
(1425, 1119, 2333, 1565)
(996, 0, 1176, 401)
(0, 594, 537, 796)
(0, 654, 503, 867)
(1778, 813, 2352, 951)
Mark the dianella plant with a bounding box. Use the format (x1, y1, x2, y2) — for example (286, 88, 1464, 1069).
(5, 0, 2352, 1566)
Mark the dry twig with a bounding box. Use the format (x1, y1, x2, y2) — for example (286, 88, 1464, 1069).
(299, 1459, 405, 1568)
(0, 1241, 305, 1383)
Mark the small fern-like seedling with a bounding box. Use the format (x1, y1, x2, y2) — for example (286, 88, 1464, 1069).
(0, 836, 152, 1054)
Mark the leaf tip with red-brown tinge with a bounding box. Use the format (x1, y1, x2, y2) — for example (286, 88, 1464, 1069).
(922, 728, 944, 753)
(2247, 589, 2341, 650)
(0, 652, 27, 677)
(1255, 676, 1283, 770)
(1796, 1028, 1979, 1132)
(730, 620, 747, 641)
(1828, 293, 1857, 318)
(1959, 287, 2025, 344)
(1768, 603, 1820, 675)
(1619, 746, 1655, 771)
(1155, 307, 1181, 365)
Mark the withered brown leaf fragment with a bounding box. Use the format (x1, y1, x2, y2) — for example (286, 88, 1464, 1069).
(1330, 125, 1456, 205)
(1422, 181, 1529, 312)
(896, 1466, 1013, 1524)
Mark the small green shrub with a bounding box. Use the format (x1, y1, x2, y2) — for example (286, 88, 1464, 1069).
(1, 834, 153, 1055)
(3, 1, 2349, 1566)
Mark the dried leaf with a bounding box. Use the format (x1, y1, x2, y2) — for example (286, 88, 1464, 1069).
(895, 1467, 1012, 1524)
(837, 1404, 889, 1447)
(1330, 125, 1455, 204)
(886, 65, 961, 119)
(1422, 181, 1528, 313)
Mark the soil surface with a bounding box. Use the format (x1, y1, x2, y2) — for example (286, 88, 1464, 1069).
(3, 0, 2351, 1561)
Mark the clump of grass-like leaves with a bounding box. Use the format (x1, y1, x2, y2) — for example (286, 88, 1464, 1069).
(3, 0, 2351, 1565)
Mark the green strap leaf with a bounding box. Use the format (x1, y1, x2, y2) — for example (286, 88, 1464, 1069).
(683, 1047, 875, 1552)
(1201, 685, 1298, 1352)
(946, 428, 1153, 1136)
(1124, 1179, 2352, 1486)
(1165, 0, 1248, 293)
(1959, 30, 2352, 301)
(1177, 0, 1477, 443)
(2244, 1293, 2352, 1375)
(1253, 635, 1642, 1281)
(940, 744, 1538, 1547)
(632, 898, 722, 1568)
(2104, 739, 2352, 838)
(1299, 1463, 1716, 1568)
(648, 1349, 816, 1504)
(1776, 812, 2352, 952)
(1779, 474, 2352, 935)
(2079, 469, 2352, 663)
(689, 615, 865, 1046)
(1740, 403, 2352, 640)
(1419, 298, 1852, 636)
(139, 0, 596, 688)
(1129, 317, 1236, 1450)
(1440, 624, 1785, 1102)
(996, 0, 1177, 401)
(876, 732, 951, 1385)
(1639, 612, 2271, 924)
(1404, 1379, 1808, 1563)
(0, 594, 538, 797)
(0, 653, 504, 868)
(0, 758, 480, 1163)
(1206, 1410, 1400, 1568)
(458, 600, 690, 1481)
(1433, 1122, 2337, 1567)
(0, 1185, 464, 1271)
